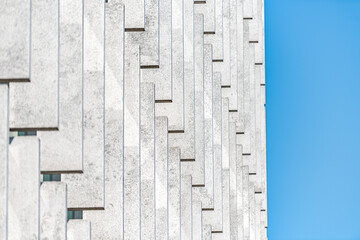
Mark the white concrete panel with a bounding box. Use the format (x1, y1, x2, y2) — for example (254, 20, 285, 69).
(193, 201, 203, 240)
(237, 20, 251, 155)
(82, 2, 124, 238)
(141, 83, 155, 240)
(40, 182, 67, 240)
(242, 166, 250, 240)
(222, 0, 240, 112)
(229, 123, 237, 240)
(203, 225, 212, 240)
(260, 84, 267, 228)
(255, 65, 263, 193)
(212, 169, 230, 239)
(249, 21, 259, 43)
(67, 220, 91, 240)
(168, 0, 195, 160)
(192, 44, 214, 209)
(156, 0, 184, 131)
(168, 148, 181, 240)
(125, 0, 159, 66)
(123, 0, 145, 30)
(260, 211, 267, 239)
(10, 0, 59, 129)
(205, 0, 224, 60)
(39, 0, 83, 173)
(249, 182, 256, 240)
(254, 0, 264, 67)
(213, 0, 231, 88)
(62, 0, 105, 209)
(202, 73, 223, 232)
(155, 116, 168, 239)
(236, 145, 244, 240)
(141, 0, 172, 100)
(181, 175, 192, 240)
(222, 98, 230, 169)
(195, 0, 215, 33)
(243, 0, 253, 19)
(123, 44, 141, 239)
(181, 13, 205, 186)
(0, 84, 8, 239)
(0, 0, 30, 81)
(8, 137, 40, 239)
(248, 38, 257, 174)
(236, 0, 245, 134)
(255, 193, 263, 240)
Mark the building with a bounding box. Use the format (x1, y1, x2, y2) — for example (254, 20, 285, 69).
(0, 0, 267, 239)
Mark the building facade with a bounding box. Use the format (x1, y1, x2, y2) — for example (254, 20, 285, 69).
(0, 0, 267, 239)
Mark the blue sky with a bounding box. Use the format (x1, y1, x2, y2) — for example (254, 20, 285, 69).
(265, 0, 360, 239)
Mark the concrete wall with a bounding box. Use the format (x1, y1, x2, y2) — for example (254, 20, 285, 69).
(0, 0, 267, 238)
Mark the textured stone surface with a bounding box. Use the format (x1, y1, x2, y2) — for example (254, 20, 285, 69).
(82, 3, 125, 238)
(8, 137, 40, 239)
(9, 0, 59, 129)
(0, 0, 30, 81)
(62, 0, 105, 209)
(1, 0, 267, 238)
(38, 0, 83, 173)
(67, 220, 91, 240)
(0, 84, 8, 239)
(40, 182, 67, 240)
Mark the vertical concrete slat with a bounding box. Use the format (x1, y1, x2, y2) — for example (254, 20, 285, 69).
(123, 0, 145, 30)
(237, 20, 251, 156)
(155, 116, 169, 239)
(255, 193, 263, 240)
(10, 0, 59, 129)
(205, 0, 224, 61)
(236, 145, 244, 240)
(8, 137, 40, 239)
(229, 123, 237, 240)
(40, 182, 67, 239)
(249, 182, 256, 240)
(242, 166, 250, 240)
(181, 175, 192, 240)
(248, 25, 258, 175)
(67, 220, 91, 240)
(222, 98, 230, 169)
(141, 83, 155, 240)
(260, 84, 267, 228)
(83, 2, 124, 239)
(0, 0, 30, 81)
(193, 44, 214, 209)
(123, 44, 141, 239)
(225, 0, 240, 114)
(126, 0, 159, 66)
(62, 0, 105, 209)
(194, 0, 215, 33)
(193, 201, 203, 240)
(212, 169, 230, 239)
(39, 0, 83, 172)
(254, 65, 263, 195)
(243, 0, 253, 19)
(203, 225, 212, 240)
(169, 0, 195, 160)
(168, 148, 181, 240)
(214, 0, 231, 88)
(141, 0, 172, 100)
(0, 84, 9, 240)
(203, 73, 223, 232)
(182, 13, 205, 186)
(156, 0, 184, 131)
(236, 0, 245, 134)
